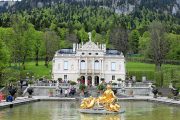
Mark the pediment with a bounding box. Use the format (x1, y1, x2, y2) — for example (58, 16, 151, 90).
(80, 41, 100, 50)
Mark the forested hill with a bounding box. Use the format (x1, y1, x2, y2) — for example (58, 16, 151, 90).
(0, 0, 180, 63)
(1, 0, 180, 16)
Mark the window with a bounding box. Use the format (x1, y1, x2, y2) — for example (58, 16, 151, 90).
(89, 53, 91, 55)
(64, 61, 68, 70)
(112, 75, 115, 80)
(58, 63, 60, 70)
(94, 60, 99, 70)
(111, 62, 116, 71)
(95, 53, 98, 55)
(64, 75, 67, 81)
(80, 60, 86, 69)
(82, 53, 85, 55)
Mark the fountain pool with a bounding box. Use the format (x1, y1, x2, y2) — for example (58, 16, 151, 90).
(0, 101, 180, 120)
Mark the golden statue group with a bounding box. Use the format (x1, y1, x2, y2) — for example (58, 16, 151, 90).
(80, 85, 120, 112)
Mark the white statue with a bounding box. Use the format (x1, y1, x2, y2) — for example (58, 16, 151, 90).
(88, 32, 92, 42)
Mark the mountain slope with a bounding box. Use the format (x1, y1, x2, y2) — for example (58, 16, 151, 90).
(0, 0, 180, 16)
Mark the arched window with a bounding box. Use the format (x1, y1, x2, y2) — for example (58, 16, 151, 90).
(94, 60, 99, 70)
(80, 60, 86, 69)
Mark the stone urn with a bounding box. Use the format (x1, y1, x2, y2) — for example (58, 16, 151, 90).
(9, 88, 17, 100)
(152, 86, 158, 98)
(171, 88, 179, 100)
(27, 87, 34, 98)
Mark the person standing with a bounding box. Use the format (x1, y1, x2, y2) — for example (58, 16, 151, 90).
(0, 92, 4, 102)
(64, 89, 68, 97)
(60, 88, 63, 95)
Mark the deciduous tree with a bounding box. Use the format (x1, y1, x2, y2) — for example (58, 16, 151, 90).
(43, 29, 59, 67)
(149, 21, 169, 71)
(109, 26, 129, 56)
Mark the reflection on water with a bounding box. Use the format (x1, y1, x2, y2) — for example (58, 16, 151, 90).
(80, 114, 121, 120)
(0, 101, 180, 120)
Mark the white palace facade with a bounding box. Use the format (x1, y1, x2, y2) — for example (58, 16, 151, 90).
(52, 33, 125, 86)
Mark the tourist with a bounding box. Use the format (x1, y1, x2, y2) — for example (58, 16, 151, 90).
(69, 87, 76, 97)
(60, 88, 63, 95)
(64, 89, 68, 97)
(71, 87, 75, 96)
(6, 94, 13, 102)
(0, 92, 4, 102)
(68, 87, 71, 96)
(122, 86, 125, 94)
(49, 80, 52, 86)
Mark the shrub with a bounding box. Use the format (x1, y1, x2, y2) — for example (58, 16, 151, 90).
(70, 81, 77, 85)
(79, 84, 86, 91)
(97, 84, 105, 91)
(117, 78, 122, 82)
(112, 82, 117, 85)
(101, 78, 105, 81)
(20, 70, 34, 79)
(167, 93, 174, 99)
(77, 78, 81, 82)
(58, 78, 62, 82)
(39, 78, 43, 81)
(28, 80, 34, 85)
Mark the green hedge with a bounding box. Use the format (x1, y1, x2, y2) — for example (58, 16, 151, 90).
(127, 71, 155, 82)
(154, 71, 164, 87)
(127, 68, 180, 87)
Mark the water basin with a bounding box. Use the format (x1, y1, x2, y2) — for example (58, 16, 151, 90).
(0, 101, 179, 120)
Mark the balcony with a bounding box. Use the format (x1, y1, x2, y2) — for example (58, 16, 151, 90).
(80, 69, 101, 73)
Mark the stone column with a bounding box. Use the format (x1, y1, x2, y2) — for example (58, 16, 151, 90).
(85, 75, 88, 86)
(92, 75, 95, 86)
(78, 59, 81, 75)
(100, 60, 102, 76)
(102, 59, 104, 78)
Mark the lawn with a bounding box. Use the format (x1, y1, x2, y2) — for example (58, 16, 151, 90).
(25, 61, 52, 78)
(126, 62, 155, 71)
(126, 62, 180, 72)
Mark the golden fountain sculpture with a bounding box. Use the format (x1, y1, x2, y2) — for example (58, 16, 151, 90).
(80, 84, 120, 112)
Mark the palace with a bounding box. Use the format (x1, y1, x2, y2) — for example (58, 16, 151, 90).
(52, 33, 125, 86)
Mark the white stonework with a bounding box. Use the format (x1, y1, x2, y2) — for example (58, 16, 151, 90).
(52, 33, 125, 86)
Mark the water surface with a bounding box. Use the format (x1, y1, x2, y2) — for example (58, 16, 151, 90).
(0, 101, 179, 120)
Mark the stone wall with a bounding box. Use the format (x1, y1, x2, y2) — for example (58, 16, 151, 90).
(124, 87, 151, 96)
